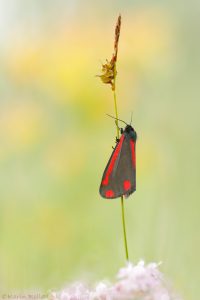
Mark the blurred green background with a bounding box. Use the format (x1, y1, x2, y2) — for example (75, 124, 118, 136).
(0, 1, 199, 299)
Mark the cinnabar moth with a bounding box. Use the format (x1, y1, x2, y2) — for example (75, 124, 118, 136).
(99, 120, 137, 199)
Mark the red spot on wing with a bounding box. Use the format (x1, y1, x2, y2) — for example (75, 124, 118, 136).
(130, 140, 136, 168)
(105, 190, 115, 198)
(102, 134, 125, 186)
(124, 180, 131, 191)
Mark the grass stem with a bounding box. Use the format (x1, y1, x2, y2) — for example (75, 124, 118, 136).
(113, 63, 129, 261)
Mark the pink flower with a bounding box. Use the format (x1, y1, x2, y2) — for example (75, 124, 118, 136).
(50, 261, 182, 300)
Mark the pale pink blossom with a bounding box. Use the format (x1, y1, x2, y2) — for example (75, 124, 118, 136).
(50, 261, 182, 300)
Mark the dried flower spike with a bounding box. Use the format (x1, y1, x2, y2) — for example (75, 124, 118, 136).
(98, 59, 116, 90)
(114, 14, 121, 62)
(98, 15, 121, 91)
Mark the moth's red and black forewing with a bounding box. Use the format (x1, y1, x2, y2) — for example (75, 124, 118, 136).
(99, 125, 137, 199)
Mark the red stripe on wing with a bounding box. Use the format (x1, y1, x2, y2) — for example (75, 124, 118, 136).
(102, 134, 125, 186)
(130, 139, 136, 168)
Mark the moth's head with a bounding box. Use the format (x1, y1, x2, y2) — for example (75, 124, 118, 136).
(125, 125, 137, 141)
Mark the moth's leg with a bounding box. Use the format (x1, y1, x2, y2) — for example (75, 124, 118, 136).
(112, 137, 119, 149)
(113, 120, 123, 147)
(112, 137, 120, 149)
(114, 120, 123, 136)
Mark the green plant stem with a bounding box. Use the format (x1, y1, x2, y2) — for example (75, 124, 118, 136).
(113, 64, 129, 261)
(120, 197, 129, 260)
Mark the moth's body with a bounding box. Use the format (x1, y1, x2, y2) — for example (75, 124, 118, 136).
(99, 124, 137, 199)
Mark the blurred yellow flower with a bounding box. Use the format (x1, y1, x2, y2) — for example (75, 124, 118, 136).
(122, 8, 171, 68)
(0, 102, 45, 151)
(44, 135, 86, 179)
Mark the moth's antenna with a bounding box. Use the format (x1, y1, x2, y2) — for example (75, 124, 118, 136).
(130, 112, 133, 125)
(106, 114, 128, 125)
